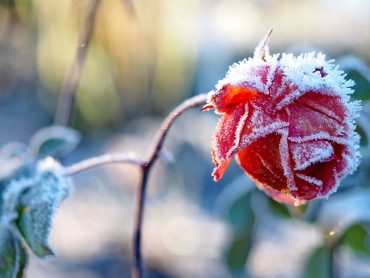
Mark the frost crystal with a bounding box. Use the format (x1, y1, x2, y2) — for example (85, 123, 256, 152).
(206, 34, 361, 203)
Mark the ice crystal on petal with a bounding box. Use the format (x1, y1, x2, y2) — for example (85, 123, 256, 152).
(290, 140, 334, 171)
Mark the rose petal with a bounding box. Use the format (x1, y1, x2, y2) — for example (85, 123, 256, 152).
(298, 92, 347, 122)
(211, 103, 249, 180)
(295, 160, 338, 199)
(237, 104, 289, 151)
(236, 133, 289, 193)
(210, 85, 258, 113)
(288, 103, 346, 138)
(289, 140, 335, 171)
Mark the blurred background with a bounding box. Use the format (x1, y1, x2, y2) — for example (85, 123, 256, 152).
(0, 0, 370, 277)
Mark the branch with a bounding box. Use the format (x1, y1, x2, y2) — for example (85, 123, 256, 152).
(55, 0, 101, 126)
(147, 93, 210, 164)
(64, 152, 144, 176)
(61, 93, 209, 278)
(132, 93, 208, 278)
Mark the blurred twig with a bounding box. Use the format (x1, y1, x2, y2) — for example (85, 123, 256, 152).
(120, 0, 137, 19)
(55, 0, 101, 126)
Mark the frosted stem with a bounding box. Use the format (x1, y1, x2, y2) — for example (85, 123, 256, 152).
(132, 93, 208, 278)
(63, 93, 209, 278)
(64, 152, 143, 176)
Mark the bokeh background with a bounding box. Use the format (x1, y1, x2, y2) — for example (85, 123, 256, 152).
(1, 0, 370, 277)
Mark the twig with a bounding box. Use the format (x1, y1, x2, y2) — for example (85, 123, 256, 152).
(55, 0, 101, 126)
(132, 93, 208, 278)
(64, 152, 144, 176)
(62, 93, 209, 277)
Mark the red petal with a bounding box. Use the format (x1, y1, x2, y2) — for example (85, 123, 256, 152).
(211, 103, 249, 180)
(288, 102, 346, 139)
(235, 104, 289, 151)
(298, 92, 347, 122)
(210, 85, 258, 113)
(236, 133, 289, 193)
(294, 160, 338, 199)
(289, 140, 335, 171)
(201, 104, 214, 111)
(258, 186, 297, 203)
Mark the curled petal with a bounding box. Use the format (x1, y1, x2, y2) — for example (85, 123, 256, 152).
(236, 133, 289, 194)
(289, 140, 335, 171)
(211, 103, 249, 180)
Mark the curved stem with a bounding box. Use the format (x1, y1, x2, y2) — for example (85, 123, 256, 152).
(147, 93, 209, 164)
(132, 93, 208, 278)
(62, 93, 209, 278)
(55, 0, 101, 126)
(64, 152, 143, 176)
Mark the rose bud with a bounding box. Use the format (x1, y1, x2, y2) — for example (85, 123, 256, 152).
(204, 31, 361, 203)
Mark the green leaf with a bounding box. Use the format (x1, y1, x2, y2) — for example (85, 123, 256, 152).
(0, 227, 26, 278)
(357, 124, 369, 147)
(16, 243, 27, 278)
(227, 190, 253, 231)
(29, 125, 81, 158)
(0, 0, 16, 7)
(348, 70, 370, 101)
(225, 190, 255, 273)
(304, 246, 332, 278)
(340, 223, 370, 256)
(16, 167, 71, 257)
(268, 198, 291, 218)
(225, 217, 255, 273)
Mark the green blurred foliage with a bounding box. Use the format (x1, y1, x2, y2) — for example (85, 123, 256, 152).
(349, 70, 370, 101)
(304, 246, 332, 278)
(340, 222, 370, 256)
(268, 197, 291, 218)
(224, 189, 255, 273)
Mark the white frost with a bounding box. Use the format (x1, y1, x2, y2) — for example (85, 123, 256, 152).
(291, 140, 334, 171)
(295, 173, 323, 187)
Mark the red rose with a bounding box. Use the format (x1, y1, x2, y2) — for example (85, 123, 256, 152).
(204, 33, 361, 203)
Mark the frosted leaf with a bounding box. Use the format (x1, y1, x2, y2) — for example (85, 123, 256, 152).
(0, 157, 72, 258)
(29, 125, 81, 158)
(0, 227, 23, 278)
(16, 157, 72, 257)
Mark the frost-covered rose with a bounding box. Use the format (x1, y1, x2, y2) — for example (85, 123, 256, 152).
(204, 37, 361, 203)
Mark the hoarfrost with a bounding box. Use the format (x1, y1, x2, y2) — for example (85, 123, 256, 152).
(279, 132, 297, 191)
(295, 173, 323, 187)
(290, 140, 334, 171)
